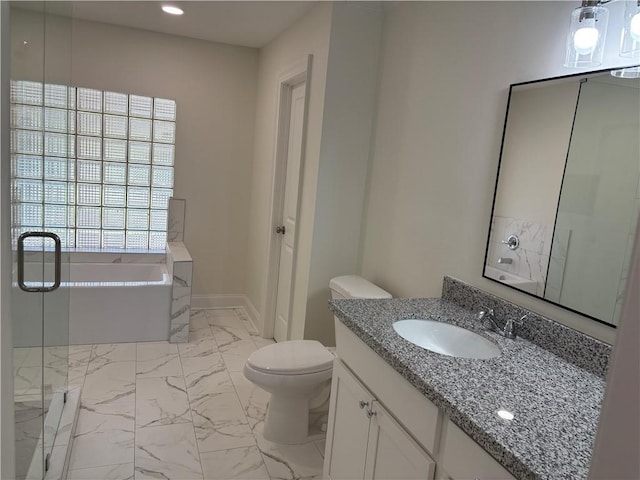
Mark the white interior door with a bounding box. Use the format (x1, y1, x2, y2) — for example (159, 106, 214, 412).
(274, 82, 306, 343)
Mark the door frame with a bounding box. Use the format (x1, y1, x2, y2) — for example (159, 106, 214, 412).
(260, 55, 312, 340)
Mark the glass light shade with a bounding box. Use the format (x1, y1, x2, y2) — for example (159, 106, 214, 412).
(620, 1, 640, 57)
(565, 6, 609, 68)
(610, 65, 640, 77)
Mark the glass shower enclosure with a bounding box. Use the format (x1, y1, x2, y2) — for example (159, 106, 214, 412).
(9, 2, 72, 479)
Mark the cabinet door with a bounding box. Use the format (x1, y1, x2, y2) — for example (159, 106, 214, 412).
(364, 400, 435, 480)
(324, 360, 374, 480)
(440, 419, 516, 480)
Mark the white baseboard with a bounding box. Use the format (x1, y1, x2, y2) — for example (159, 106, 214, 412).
(191, 294, 262, 333)
(240, 299, 261, 334)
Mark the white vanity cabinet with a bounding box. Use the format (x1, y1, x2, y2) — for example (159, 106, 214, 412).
(324, 359, 436, 480)
(326, 320, 517, 480)
(438, 419, 516, 480)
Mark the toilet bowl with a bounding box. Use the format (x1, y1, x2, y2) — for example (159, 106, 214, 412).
(244, 340, 333, 444)
(244, 275, 391, 444)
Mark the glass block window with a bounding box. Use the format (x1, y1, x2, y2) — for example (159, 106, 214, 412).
(10, 80, 176, 250)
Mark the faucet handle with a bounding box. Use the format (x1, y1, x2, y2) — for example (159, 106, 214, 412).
(503, 315, 526, 339)
(478, 308, 497, 332)
(503, 318, 517, 339)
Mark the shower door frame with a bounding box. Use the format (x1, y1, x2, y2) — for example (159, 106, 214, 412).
(1, 2, 16, 478)
(4, 3, 73, 478)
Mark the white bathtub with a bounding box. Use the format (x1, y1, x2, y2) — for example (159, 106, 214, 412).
(69, 262, 172, 344)
(69, 263, 169, 285)
(14, 261, 172, 346)
(484, 266, 539, 296)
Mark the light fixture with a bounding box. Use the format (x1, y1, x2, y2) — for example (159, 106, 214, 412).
(161, 4, 184, 16)
(564, 0, 640, 67)
(620, 0, 640, 57)
(611, 65, 640, 76)
(565, 1, 609, 68)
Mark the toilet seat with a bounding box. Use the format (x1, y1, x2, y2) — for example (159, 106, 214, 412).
(246, 340, 334, 375)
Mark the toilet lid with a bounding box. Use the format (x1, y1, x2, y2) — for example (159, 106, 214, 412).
(247, 340, 334, 375)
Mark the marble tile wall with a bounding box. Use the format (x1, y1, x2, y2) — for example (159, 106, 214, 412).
(487, 216, 553, 296)
(166, 242, 193, 343)
(544, 226, 571, 303)
(168, 198, 186, 242)
(612, 188, 640, 324)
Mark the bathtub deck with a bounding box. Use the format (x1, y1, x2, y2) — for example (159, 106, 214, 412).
(66, 308, 326, 480)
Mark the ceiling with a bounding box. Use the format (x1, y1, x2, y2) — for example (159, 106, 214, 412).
(33, 1, 319, 48)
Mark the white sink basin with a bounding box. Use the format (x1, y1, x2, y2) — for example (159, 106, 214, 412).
(392, 318, 501, 359)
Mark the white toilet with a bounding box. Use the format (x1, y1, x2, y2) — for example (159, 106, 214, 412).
(244, 275, 391, 444)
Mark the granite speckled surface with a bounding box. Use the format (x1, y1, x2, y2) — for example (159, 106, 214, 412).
(442, 277, 612, 378)
(328, 293, 607, 480)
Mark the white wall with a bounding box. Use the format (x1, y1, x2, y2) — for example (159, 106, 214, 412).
(360, 1, 637, 344)
(246, 3, 333, 335)
(245, 3, 383, 344)
(0, 3, 15, 477)
(304, 3, 382, 344)
(11, 9, 259, 297)
(494, 82, 579, 226)
(589, 212, 640, 478)
(552, 80, 639, 324)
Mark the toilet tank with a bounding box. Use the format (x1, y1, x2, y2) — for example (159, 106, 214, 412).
(329, 275, 392, 300)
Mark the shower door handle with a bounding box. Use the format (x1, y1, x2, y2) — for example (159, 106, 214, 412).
(17, 232, 62, 293)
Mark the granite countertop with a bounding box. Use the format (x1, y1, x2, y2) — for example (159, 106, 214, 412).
(329, 297, 606, 480)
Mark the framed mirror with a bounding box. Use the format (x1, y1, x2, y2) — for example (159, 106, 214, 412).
(484, 67, 640, 327)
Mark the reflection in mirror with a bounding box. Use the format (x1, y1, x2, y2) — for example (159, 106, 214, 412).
(484, 68, 640, 327)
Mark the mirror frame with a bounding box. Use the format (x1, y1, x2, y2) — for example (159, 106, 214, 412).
(483, 65, 640, 329)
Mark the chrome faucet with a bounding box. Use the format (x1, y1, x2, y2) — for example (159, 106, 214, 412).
(477, 309, 526, 340)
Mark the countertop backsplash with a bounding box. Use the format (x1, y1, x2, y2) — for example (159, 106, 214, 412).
(441, 276, 612, 378)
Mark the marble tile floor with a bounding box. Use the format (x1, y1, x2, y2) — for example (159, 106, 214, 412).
(66, 308, 326, 480)
(14, 399, 44, 480)
(13, 345, 69, 480)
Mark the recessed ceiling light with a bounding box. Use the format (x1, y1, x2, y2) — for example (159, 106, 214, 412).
(162, 5, 184, 16)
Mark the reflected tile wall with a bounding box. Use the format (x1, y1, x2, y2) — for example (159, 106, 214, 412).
(545, 227, 571, 303)
(612, 197, 640, 324)
(166, 242, 193, 343)
(487, 216, 553, 295)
